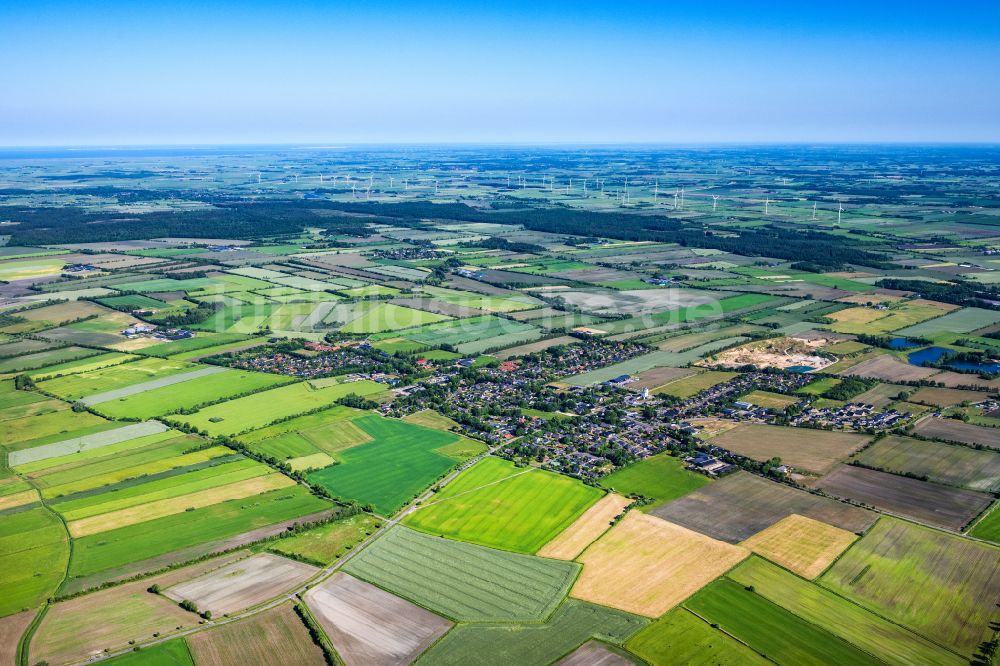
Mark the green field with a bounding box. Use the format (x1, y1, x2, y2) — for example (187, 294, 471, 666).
(38, 357, 198, 400)
(897, 307, 1000, 336)
(93, 370, 294, 420)
(175, 380, 385, 436)
(50, 457, 269, 521)
(820, 517, 1000, 656)
(25, 352, 136, 380)
(268, 511, 380, 564)
(340, 302, 450, 333)
(627, 609, 769, 666)
(3, 409, 114, 451)
(345, 526, 579, 621)
(35, 444, 234, 499)
(655, 370, 739, 398)
(306, 415, 480, 514)
(0, 346, 102, 373)
(414, 599, 647, 665)
(970, 505, 1000, 543)
(729, 557, 964, 665)
(102, 638, 194, 666)
(685, 578, 880, 665)
(403, 457, 603, 553)
(600, 453, 710, 508)
(67, 486, 330, 578)
(0, 506, 70, 616)
(95, 294, 168, 310)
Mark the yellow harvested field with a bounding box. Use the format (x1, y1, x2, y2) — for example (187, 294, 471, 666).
(538, 494, 631, 560)
(740, 514, 858, 579)
(571, 512, 748, 617)
(0, 488, 39, 511)
(67, 474, 295, 537)
(288, 452, 335, 471)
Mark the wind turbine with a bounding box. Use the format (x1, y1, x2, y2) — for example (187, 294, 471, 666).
(673, 191, 679, 210)
(680, 187, 685, 209)
(812, 202, 817, 221)
(654, 179, 659, 201)
(712, 195, 719, 212)
(838, 202, 844, 224)
(765, 197, 770, 215)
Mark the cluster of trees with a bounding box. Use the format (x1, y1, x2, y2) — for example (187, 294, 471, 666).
(822, 376, 878, 401)
(877, 278, 1000, 310)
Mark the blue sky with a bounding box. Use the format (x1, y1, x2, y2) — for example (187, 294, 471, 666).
(2, 1, 998, 145)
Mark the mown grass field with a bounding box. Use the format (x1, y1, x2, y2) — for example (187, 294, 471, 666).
(67, 486, 330, 578)
(404, 457, 603, 553)
(346, 525, 578, 621)
(627, 608, 769, 666)
(414, 599, 647, 666)
(307, 415, 479, 514)
(176, 380, 385, 436)
(820, 517, 1000, 656)
(685, 578, 880, 665)
(600, 453, 710, 509)
(0, 506, 70, 617)
(93, 369, 294, 420)
(38, 356, 198, 400)
(730, 556, 964, 665)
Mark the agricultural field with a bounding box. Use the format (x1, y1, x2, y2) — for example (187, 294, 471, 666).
(853, 435, 1000, 492)
(186, 603, 326, 666)
(29, 554, 249, 665)
(652, 471, 876, 543)
(0, 506, 70, 617)
(174, 380, 386, 436)
(305, 572, 453, 666)
(164, 553, 317, 615)
(307, 414, 481, 514)
(415, 599, 648, 666)
(739, 513, 858, 578)
(538, 493, 632, 560)
(6, 146, 1000, 663)
(626, 609, 769, 666)
(709, 424, 869, 474)
(653, 370, 738, 398)
(684, 578, 882, 665)
(403, 457, 603, 553)
(92, 369, 294, 419)
(821, 517, 1000, 656)
(914, 415, 1000, 449)
(599, 453, 710, 508)
(571, 512, 747, 617)
(268, 511, 381, 564)
(345, 525, 578, 621)
(897, 307, 1000, 336)
(816, 464, 994, 531)
(730, 556, 965, 665)
(67, 485, 331, 581)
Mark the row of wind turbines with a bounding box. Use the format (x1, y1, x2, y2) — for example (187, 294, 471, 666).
(247, 169, 848, 222)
